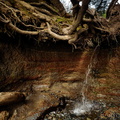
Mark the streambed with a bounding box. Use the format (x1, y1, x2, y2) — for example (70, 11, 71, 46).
(0, 43, 120, 120)
(43, 47, 120, 120)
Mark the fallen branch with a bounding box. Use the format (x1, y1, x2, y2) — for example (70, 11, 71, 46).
(0, 92, 25, 106)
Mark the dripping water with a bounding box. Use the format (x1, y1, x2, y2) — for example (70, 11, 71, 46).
(73, 64, 94, 116)
(73, 46, 99, 116)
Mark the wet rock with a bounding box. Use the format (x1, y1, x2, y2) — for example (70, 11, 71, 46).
(0, 111, 9, 120)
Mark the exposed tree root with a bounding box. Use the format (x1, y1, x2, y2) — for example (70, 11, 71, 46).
(30, 2, 60, 16)
(0, 0, 120, 49)
(46, 22, 72, 40)
(0, 16, 41, 35)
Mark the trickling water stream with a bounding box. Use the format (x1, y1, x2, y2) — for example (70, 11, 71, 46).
(73, 64, 94, 116)
(73, 46, 99, 116)
(1, 43, 120, 120)
(43, 48, 106, 120)
(43, 46, 120, 120)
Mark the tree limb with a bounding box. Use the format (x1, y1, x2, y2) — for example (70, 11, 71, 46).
(106, 0, 118, 19)
(68, 0, 91, 34)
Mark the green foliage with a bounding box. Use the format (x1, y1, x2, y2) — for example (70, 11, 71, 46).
(90, 0, 110, 16)
(102, 13, 106, 18)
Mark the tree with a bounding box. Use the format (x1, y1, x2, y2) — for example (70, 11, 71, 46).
(0, 0, 120, 49)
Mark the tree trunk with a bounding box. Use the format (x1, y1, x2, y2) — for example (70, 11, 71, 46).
(50, 0, 66, 16)
(106, 0, 118, 19)
(71, 0, 80, 18)
(68, 0, 91, 34)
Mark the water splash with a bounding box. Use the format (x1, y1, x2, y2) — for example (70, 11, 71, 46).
(73, 47, 99, 116)
(73, 64, 94, 116)
(73, 101, 94, 116)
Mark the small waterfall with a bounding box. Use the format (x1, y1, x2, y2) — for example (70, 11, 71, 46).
(81, 64, 92, 105)
(73, 47, 99, 116)
(73, 64, 94, 116)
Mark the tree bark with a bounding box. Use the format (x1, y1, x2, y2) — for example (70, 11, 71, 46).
(71, 0, 80, 18)
(106, 0, 118, 19)
(50, 0, 66, 16)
